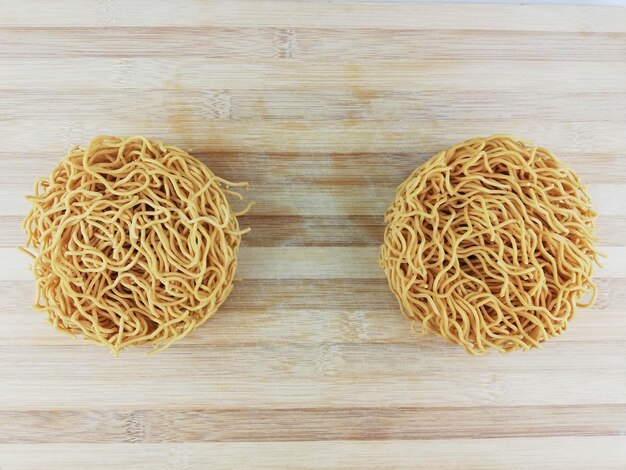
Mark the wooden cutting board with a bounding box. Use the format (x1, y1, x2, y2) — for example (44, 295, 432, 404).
(1, 1, 625, 469)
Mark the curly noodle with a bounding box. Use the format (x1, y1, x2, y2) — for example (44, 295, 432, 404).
(22, 136, 251, 354)
(380, 135, 600, 354)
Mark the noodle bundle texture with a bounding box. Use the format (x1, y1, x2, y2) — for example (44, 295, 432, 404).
(22, 136, 250, 354)
(380, 135, 600, 354)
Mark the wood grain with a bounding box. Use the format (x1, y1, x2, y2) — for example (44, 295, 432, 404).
(1, 1, 625, 469)
(1, 438, 626, 470)
(2, 405, 626, 443)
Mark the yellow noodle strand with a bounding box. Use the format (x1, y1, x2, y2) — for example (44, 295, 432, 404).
(380, 135, 600, 354)
(22, 135, 249, 355)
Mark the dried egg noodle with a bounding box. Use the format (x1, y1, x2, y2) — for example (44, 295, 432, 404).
(22, 136, 250, 354)
(380, 135, 600, 354)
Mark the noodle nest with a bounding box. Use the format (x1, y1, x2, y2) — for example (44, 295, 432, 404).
(22, 136, 250, 354)
(380, 135, 600, 354)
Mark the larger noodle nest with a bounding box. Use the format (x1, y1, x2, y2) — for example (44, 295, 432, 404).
(381, 135, 600, 354)
(22, 136, 250, 354)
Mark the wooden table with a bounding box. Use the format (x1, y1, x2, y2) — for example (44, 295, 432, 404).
(1, 1, 625, 468)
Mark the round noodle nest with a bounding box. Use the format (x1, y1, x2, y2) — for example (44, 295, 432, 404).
(380, 135, 600, 354)
(22, 136, 250, 354)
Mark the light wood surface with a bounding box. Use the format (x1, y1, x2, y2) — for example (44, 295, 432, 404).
(1, 1, 625, 469)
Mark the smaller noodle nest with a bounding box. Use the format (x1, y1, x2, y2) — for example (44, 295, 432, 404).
(22, 136, 251, 354)
(380, 135, 600, 354)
